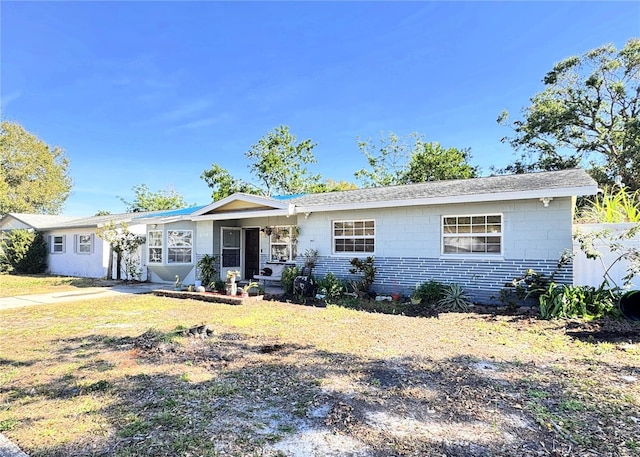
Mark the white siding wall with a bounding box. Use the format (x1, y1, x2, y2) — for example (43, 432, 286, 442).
(46, 228, 109, 278)
(296, 197, 573, 262)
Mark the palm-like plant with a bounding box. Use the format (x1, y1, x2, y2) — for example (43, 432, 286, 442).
(437, 284, 473, 312)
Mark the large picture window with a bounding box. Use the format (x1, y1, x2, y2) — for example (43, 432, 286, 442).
(269, 226, 297, 262)
(442, 214, 502, 255)
(167, 230, 192, 263)
(148, 230, 163, 263)
(333, 220, 375, 253)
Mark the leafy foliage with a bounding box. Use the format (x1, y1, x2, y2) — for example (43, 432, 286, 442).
(246, 125, 321, 196)
(316, 272, 345, 299)
(0, 121, 72, 216)
(0, 229, 47, 274)
(354, 132, 478, 187)
(538, 283, 620, 319)
(196, 254, 218, 287)
(577, 186, 640, 223)
(498, 38, 640, 189)
(349, 256, 376, 294)
(119, 184, 190, 213)
(281, 266, 301, 295)
(200, 163, 260, 201)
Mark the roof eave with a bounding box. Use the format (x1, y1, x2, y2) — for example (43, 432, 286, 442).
(191, 208, 292, 221)
(295, 186, 598, 213)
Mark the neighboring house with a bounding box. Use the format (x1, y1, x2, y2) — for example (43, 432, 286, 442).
(0, 212, 148, 279)
(1, 169, 598, 304)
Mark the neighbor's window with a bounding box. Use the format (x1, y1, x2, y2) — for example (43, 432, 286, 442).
(269, 226, 297, 262)
(77, 234, 93, 254)
(333, 220, 375, 253)
(442, 214, 502, 255)
(51, 235, 65, 254)
(148, 230, 163, 263)
(167, 230, 192, 263)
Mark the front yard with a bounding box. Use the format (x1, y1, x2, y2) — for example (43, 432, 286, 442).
(0, 275, 639, 456)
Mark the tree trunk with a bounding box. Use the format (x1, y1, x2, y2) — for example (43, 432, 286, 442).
(116, 251, 122, 280)
(107, 247, 114, 280)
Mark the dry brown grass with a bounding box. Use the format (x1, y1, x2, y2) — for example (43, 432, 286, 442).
(0, 283, 639, 456)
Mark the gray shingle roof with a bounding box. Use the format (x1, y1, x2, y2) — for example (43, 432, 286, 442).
(289, 169, 597, 207)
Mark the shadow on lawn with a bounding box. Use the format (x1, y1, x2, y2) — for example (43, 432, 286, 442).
(6, 329, 639, 457)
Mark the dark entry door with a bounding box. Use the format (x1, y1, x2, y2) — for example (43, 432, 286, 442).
(244, 228, 260, 280)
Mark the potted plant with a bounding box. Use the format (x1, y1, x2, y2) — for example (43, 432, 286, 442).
(304, 248, 319, 269)
(239, 281, 259, 298)
(226, 270, 240, 283)
(196, 254, 218, 289)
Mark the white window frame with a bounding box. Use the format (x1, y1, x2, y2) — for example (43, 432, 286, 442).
(167, 230, 193, 264)
(332, 219, 375, 254)
(269, 226, 297, 262)
(148, 230, 163, 264)
(441, 214, 502, 256)
(51, 235, 65, 254)
(76, 234, 93, 254)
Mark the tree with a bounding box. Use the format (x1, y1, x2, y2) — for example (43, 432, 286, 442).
(200, 163, 260, 201)
(119, 184, 190, 213)
(0, 229, 47, 274)
(245, 125, 321, 196)
(307, 179, 358, 193)
(401, 142, 478, 183)
(0, 121, 72, 216)
(201, 125, 322, 199)
(96, 221, 146, 281)
(498, 38, 640, 188)
(354, 132, 478, 187)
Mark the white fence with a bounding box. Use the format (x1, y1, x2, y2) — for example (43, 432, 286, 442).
(573, 223, 640, 289)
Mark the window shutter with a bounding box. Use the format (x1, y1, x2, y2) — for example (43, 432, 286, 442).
(90, 234, 95, 253)
(73, 235, 78, 254)
(62, 235, 66, 253)
(48, 235, 53, 254)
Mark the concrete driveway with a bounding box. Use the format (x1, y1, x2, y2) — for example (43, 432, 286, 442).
(0, 283, 164, 310)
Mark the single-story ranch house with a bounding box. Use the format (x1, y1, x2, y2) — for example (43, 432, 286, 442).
(0, 169, 598, 304)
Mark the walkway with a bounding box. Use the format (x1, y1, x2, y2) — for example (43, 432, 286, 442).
(0, 283, 162, 310)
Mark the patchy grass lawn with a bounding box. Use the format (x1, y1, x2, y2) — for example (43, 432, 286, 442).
(0, 273, 101, 297)
(0, 287, 639, 456)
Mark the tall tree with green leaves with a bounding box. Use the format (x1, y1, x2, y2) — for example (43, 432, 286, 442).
(401, 142, 478, 183)
(498, 38, 640, 188)
(118, 184, 190, 213)
(354, 132, 478, 187)
(201, 125, 321, 199)
(245, 125, 321, 196)
(200, 163, 260, 201)
(0, 121, 72, 216)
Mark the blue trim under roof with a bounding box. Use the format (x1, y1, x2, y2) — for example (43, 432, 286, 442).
(135, 205, 207, 218)
(273, 193, 306, 200)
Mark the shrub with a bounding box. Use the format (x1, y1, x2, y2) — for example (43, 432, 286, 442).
(415, 280, 443, 304)
(349, 256, 376, 294)
(196, 254, 218, 286)
(0, 230, 47, 274)
(282, 266, 301, 295)
(437, 284, 473, 312)
(538, 283, 620, 319)
(316, 272, 345, 299)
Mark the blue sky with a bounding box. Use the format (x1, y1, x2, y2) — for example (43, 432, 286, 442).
(1, 1, 638, 215)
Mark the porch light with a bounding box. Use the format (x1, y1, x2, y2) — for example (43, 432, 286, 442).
(539, 197, 553, 207)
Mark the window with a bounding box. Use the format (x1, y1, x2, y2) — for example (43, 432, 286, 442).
(333, 220, 375, 253)
(51, 235, 65, 254)
(167, 230, 192, 263)
(442, 214, 502, 255)
(148, 230, 163, 263)
(269, 226, 297, 262)
(76, 234, 93, 254)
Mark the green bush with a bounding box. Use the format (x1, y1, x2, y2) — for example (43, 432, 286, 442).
(538, 283, 620, 319)
(282, 266, 301, 295)
(414, 280, 443, 304)
(349, 256, 376, 294)
(316, 272, 345, 299)
(0, 230, 47, 274)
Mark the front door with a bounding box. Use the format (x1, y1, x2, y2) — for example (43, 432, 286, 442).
(244, 228, 260, 280)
